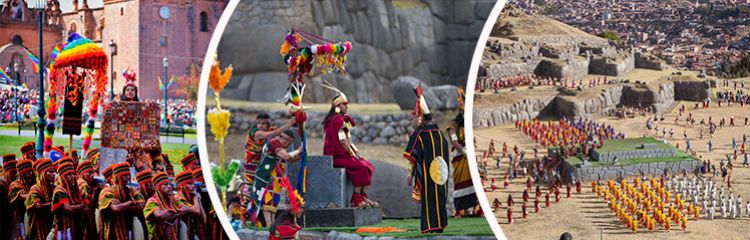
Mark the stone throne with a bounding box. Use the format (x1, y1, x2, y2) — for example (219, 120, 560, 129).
(286, 129, 382, 227)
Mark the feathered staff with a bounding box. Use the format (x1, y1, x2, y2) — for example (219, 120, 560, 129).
(279, 29, 352, 193)
(207, 54, 233, 207)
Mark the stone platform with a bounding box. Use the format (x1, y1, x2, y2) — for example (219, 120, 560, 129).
(301, 207, 383, 228)
(562, 159, 701, 182)
(285, 155, 383, 227)
(286, 155, 354, 209)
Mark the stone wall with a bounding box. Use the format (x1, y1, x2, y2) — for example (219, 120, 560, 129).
(588, 55, 635, 76)
(473, 80, 681, 128)
(674, 80, 711, 101)
(219, 0, 494, 103)
(592, 148, 675, 163)
(473, 96, 556, 127)
(555, 85, 623, 119)
(564, 160, 701, 182)
(620, 83, 675, 113)
(534, 57, 589, 80)
(634, 51, 666, 70)
(220, 107, 416, 146)
(485, 58, 541, 78)
(485, 39, 539, 59)
(538, 43, 579, 59)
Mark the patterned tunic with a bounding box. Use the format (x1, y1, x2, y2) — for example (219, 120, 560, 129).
(51, 181, 88, 240)
(98, 184, 143, 240)
(247, 139, 302, 224)
(144, 193, 180, 240)
(77, 178, 99, 240)
(404, 123, 450, 233)
(446, 121, 478, 211)
(175, 192, 207, 240)
(0, 177, 11, 240)
(25, 183, 53, 240)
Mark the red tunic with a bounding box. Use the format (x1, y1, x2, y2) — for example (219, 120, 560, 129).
(323, 114, 373, 187)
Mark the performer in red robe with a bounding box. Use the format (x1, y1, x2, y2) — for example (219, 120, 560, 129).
(323, 88, 377, 208)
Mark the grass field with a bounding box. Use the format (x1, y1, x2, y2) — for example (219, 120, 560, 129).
(0, 135, 193, 173)
(563, 136, 697, 167)
(596, 137, 671, 152)
(249, 217, 493, 238)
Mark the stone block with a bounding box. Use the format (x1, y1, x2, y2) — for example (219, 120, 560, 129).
(287, 155, 353, 209)
(301, 207, 383, 228)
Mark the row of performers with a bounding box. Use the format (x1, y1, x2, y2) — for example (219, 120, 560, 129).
(239, 85, 480, 235)
(0, 142, 228, 240)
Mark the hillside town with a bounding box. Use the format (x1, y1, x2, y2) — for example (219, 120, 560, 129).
(509, 0, 750, 76)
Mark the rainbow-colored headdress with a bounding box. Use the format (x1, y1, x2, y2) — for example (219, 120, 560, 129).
(46, 32, 108, 157)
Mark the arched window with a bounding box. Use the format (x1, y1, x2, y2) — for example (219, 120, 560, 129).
(199, 11, 208, 32)
(11, 35, 23, 45)
(120, 8, 124, 16)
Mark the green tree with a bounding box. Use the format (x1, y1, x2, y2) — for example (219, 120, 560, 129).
(597, 30, 621, 44)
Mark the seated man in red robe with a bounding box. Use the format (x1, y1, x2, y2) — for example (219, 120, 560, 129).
(322, 87, 378, 208)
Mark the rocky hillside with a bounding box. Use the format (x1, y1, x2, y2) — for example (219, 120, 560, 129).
(479, 7, 665, 81)
(217, 0, 494, 105)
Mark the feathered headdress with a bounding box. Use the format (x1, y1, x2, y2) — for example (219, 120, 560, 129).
(412, 83, 431, 126)
(320, 79, 348, 107)
(122, 67, 137, 87)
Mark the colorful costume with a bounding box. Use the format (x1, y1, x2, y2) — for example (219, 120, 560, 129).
(404, 85, 449, 233)
(193, 168, 228, 240)
(98, 162, 142, 240)
(52, 161, 88, 240)
(76, 160, 99, 240)
(25, 159, 54, 240)
(175, 170, 207, 240)
(446, 114, 478, 212)
(0, 155, 17, 240)
(144, 171, 180, 240)
(9, 159, 34, 239)
(244, 126, 274, 184)
(247, 138, 302, 224)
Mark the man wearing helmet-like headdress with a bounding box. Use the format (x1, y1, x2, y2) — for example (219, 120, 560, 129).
(404, 84, 449, 233)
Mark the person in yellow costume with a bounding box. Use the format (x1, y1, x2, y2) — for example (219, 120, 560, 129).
(695, 206, 701, 219)
(681, 216, 687, 230)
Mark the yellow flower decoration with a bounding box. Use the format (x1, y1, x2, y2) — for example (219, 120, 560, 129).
(207, 108, 230, 140)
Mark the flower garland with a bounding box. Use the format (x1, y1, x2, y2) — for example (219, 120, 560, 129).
(45, 32, 108, 157)
(278, 29, 351, 193)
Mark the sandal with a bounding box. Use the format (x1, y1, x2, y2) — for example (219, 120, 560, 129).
(351, 193, 371, 208)
(362, 193, 380, 208)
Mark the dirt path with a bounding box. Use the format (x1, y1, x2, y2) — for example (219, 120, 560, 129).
(475, 103, 750, 240)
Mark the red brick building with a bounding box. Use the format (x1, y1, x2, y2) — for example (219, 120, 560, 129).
(0, 0, 227, 99)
